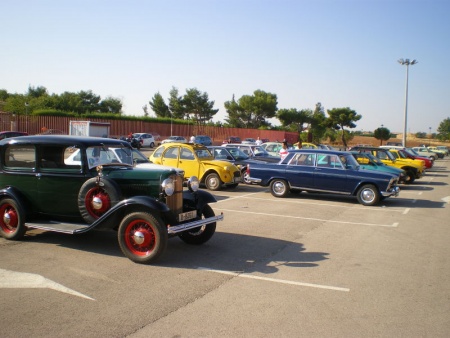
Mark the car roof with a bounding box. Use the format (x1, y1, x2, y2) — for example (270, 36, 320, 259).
(288, 149, 349, 155)
(0, 135, 130, 147)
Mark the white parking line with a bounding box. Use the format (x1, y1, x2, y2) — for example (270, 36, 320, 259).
(214, 208, 399, 228)
(198, 267, 350, 292)
(216, 195, 407, 213)
(0, 268, 95, 300)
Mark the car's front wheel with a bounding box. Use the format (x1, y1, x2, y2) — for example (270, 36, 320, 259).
(205, 172, 222, 191)
(404, 170, 416, 184)
(118, 212, 168, 264)
(270, 179, 290, 198)
(150, 142, 155, 148)
(0, 198, 27, 240)
(356, 184, 380, 206)
(178, 205, 216, 245)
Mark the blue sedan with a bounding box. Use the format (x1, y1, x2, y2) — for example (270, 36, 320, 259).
(247, 149, 400, 206)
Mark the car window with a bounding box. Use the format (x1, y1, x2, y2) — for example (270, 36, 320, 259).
(4, 145, 36, 170)
(213, 149, 230, 160)
(180, 148, 195, 160)
(152, 147, 164, 158)
(86, 146, 120, 168)
(291, 153, 316, 166)
(195, 149, 213, 159)
(164, 147, 179, 159)
(227, 147, 248, 160)
(40, 145, 82, 171)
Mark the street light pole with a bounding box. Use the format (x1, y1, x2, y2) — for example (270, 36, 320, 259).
(398, 58, 418, 147)
(25, 102, 29, 133)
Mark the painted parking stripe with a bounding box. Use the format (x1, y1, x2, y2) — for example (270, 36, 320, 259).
(214, 208, 399, 228)
(216, 194, 408, 213)
(198, 267, 350, 292)
(0, 268, 95, 300)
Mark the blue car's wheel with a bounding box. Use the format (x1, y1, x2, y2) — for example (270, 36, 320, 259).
(356, 184, 380, 206)
(270, 179, 289, 198)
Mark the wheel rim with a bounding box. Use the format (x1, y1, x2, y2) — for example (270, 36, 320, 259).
(124, 219, 156, 256)
(273, 181, 287, 195)
(360, 188, 375, 203)
(84, 187, 112, 219)
(0, 203, 19, 234)
(243, 172, 251, 184)
(207, 176, 220, 190)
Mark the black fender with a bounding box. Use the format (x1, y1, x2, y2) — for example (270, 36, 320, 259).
(90, 195, 170, 230)
(0, 187, 33, 221)
(183, 189, 217, 210)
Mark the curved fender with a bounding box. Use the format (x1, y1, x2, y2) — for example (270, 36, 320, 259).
(183, 189, 217, 209)
(0, 187, 32, 219)
(91, 195, 170, 230)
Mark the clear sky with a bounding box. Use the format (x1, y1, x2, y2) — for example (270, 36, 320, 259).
(2, 0, 449, 134)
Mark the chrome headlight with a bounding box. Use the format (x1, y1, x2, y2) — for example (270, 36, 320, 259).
(188, 176, 200, 192)
(161, 178, 174, 196)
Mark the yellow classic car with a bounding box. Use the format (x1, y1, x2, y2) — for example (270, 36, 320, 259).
(150, 143, 241, 190)
(385, 149, 426, 170)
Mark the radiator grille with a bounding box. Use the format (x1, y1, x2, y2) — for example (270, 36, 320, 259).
(165, 174, 183, 215)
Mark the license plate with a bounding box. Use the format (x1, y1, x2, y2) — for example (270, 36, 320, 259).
(178, 210, 197, 222)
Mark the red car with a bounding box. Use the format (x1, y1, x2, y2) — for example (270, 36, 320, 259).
(402, 149, 433, 169)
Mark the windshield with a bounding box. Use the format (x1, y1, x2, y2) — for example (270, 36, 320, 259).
(366, 153, 383, 164)
(86, 146, 133, 169)
(195, 148, 214, 159)
(253, 146, 270, 156)
(227, 147, 249, 160)
(340, 154, 360, 169)
(406, 148, 419, 156)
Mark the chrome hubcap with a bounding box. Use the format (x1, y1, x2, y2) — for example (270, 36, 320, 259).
(133, 231, 145, 245)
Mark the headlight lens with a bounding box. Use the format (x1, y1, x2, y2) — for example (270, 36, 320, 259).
(162, 178, 174, 196)
(188, 176, 200, 192)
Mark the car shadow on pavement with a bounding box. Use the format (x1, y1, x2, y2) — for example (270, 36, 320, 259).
(160, 232, 329, 274)
(24, 230, 329, 273)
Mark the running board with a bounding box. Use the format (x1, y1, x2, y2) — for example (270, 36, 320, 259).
(26, 221, 90, 234)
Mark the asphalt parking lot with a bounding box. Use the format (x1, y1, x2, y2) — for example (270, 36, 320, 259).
(1, 155, 449, 337)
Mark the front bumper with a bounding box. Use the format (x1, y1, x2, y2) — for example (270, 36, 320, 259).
(381, 186, 400, 198)
(167, 213, 224, 235)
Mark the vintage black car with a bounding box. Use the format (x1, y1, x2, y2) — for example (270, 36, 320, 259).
(0, 135, 223, 264)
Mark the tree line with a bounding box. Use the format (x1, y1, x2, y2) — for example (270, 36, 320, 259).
(1, 86, 449, 144)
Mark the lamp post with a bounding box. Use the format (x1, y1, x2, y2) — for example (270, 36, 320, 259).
(25, 102, 29, 133)
(398, 58, 418, 147)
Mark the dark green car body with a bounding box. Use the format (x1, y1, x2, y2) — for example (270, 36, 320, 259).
(0, 135, 223, 264)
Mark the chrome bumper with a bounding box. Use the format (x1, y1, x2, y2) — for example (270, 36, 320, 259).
(167, 213, 224, 234)
(246, 176, 262, 184)
(381, 186, 400, 197)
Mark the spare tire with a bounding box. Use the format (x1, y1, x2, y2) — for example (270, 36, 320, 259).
(78, 177, 121, 223)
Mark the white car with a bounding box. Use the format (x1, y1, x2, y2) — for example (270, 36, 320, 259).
(161, 136, 187, 144)
(411, 147, 438, 160)
(132, 133, 156, 148)
(65, 147, 184, 174)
